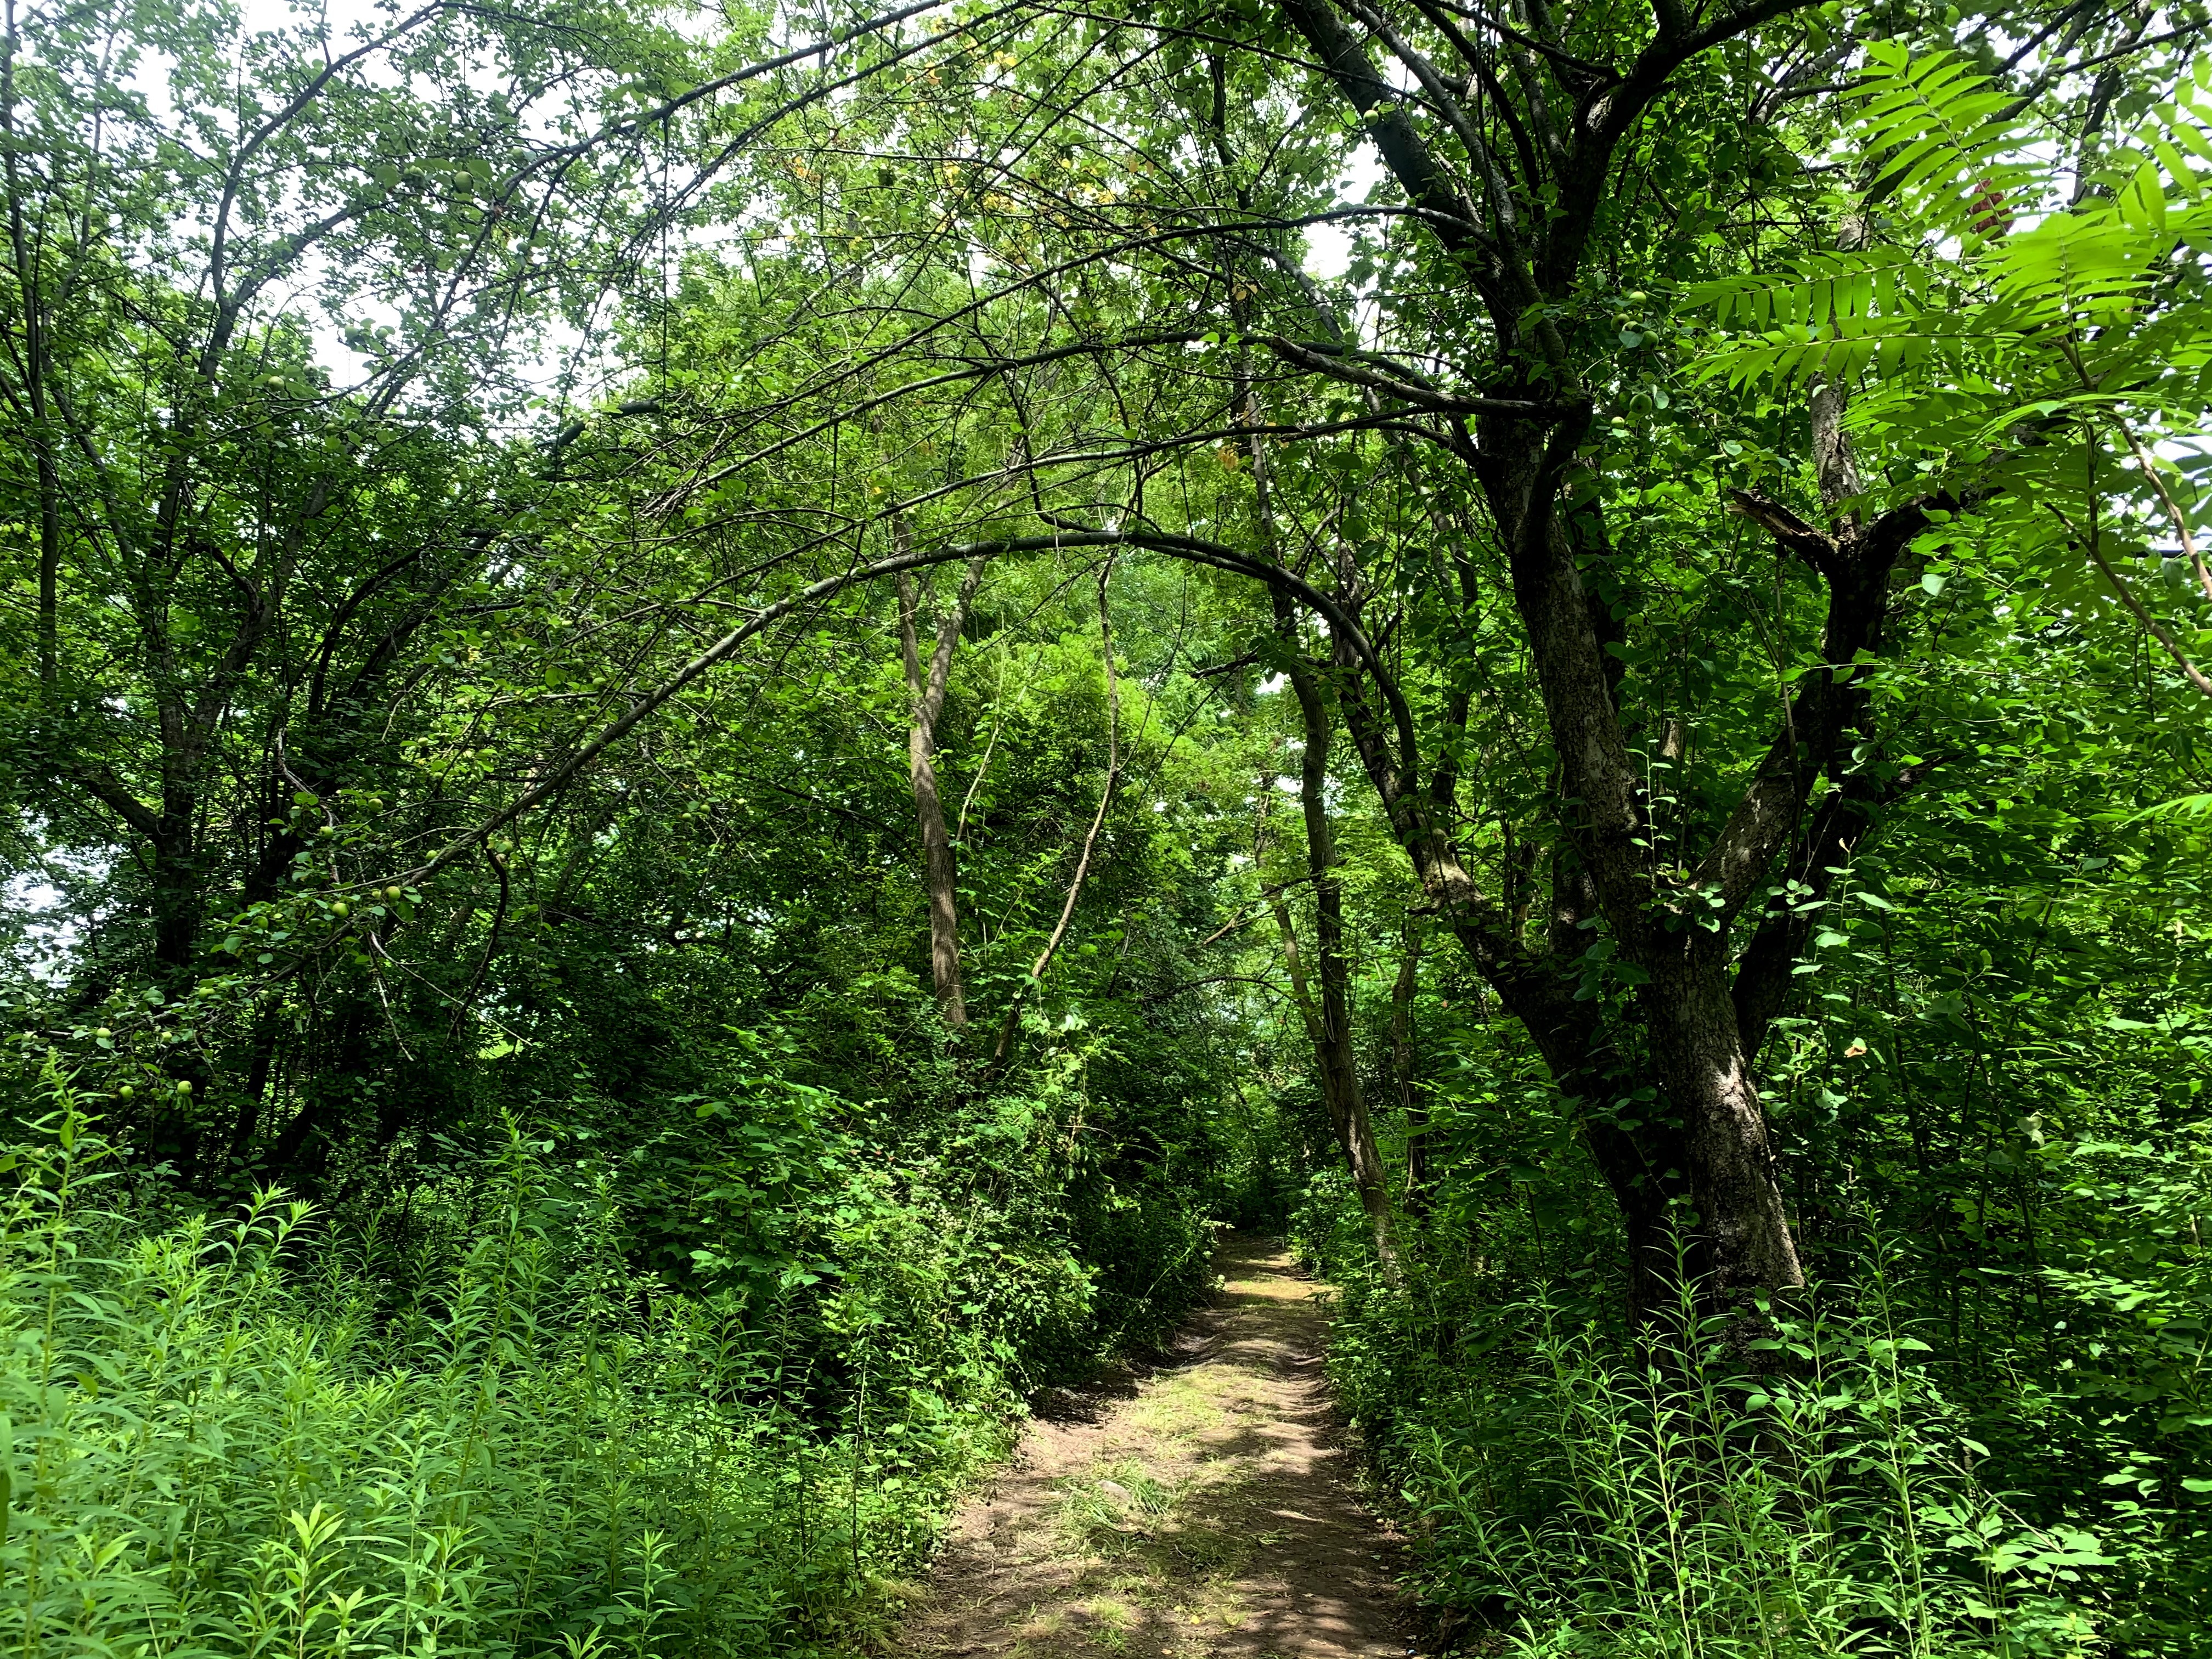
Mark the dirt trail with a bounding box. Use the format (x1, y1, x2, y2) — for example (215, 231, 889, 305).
(894, 1234, 1423, 1659)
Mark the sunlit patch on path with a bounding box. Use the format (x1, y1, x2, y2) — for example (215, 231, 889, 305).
(891, 1235, 1421, 1659)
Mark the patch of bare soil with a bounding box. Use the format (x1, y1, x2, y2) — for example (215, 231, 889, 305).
(888, 1234, 1425, 1659)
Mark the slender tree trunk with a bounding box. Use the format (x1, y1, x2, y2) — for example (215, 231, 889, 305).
(4, 15, 62, 694)
(228, 1002, 283, 1167)
(1392, 915, 1428, 1217)
(269, 1004, 368, 1180)
(1274, 599, 1394, 1272)
(894, 519, 988, 1028)
(1312, 868, 1393, 1266)
(1228, 294, 1392, 1265)
(1267, 888, 1394, 1270)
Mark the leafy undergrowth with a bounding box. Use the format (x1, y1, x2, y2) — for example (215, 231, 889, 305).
(1295, 1180, 2135, 1659)
(1, 1075, 1214, 1659)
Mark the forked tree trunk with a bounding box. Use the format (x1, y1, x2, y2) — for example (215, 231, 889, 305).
(1487, 430, 1809, 1321)
(895, 520, 988, 1029)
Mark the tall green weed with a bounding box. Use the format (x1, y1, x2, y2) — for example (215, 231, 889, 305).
(0, 1067, 1165, 1658)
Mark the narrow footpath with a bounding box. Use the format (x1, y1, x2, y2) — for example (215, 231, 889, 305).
(895, 1234, 1422, 1659)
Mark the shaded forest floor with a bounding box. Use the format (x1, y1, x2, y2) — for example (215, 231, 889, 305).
(888, 1235, 1424, 1659)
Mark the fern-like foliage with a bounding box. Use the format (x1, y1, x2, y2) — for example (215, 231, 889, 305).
(1853, 42, 2041, 235)
(1687, 48, 2212, 677)
(1690, 49, 2212, 410)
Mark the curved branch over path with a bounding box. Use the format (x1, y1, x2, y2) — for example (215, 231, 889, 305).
(409, 528, 1406, 883)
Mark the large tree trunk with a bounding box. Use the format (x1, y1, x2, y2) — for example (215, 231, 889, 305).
(1641, 952, 1805, 1305)
(1490, 424, 1809, 1320)
(895, 523, 988, 1029)
(1235, 0, 1970, 1335)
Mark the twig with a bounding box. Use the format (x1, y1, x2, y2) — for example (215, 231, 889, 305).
(957, 655, 1011, 843)
(2049, 502, 2212, 699)
(1188, 873, 1322, 952)
(2113, 419, 2212, 606)
(448, 845, 513, 1039)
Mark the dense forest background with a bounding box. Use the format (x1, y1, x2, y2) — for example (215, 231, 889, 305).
(3, 0, 2209, 1652)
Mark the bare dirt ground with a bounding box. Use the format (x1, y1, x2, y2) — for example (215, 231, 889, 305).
(889, 1234, 1425, 1659)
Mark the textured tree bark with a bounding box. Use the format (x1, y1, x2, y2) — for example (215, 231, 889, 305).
(1640, 951, 1806, 1308)
(1488, 420, 1813, 1319)
(895, 519, 988, 1029)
